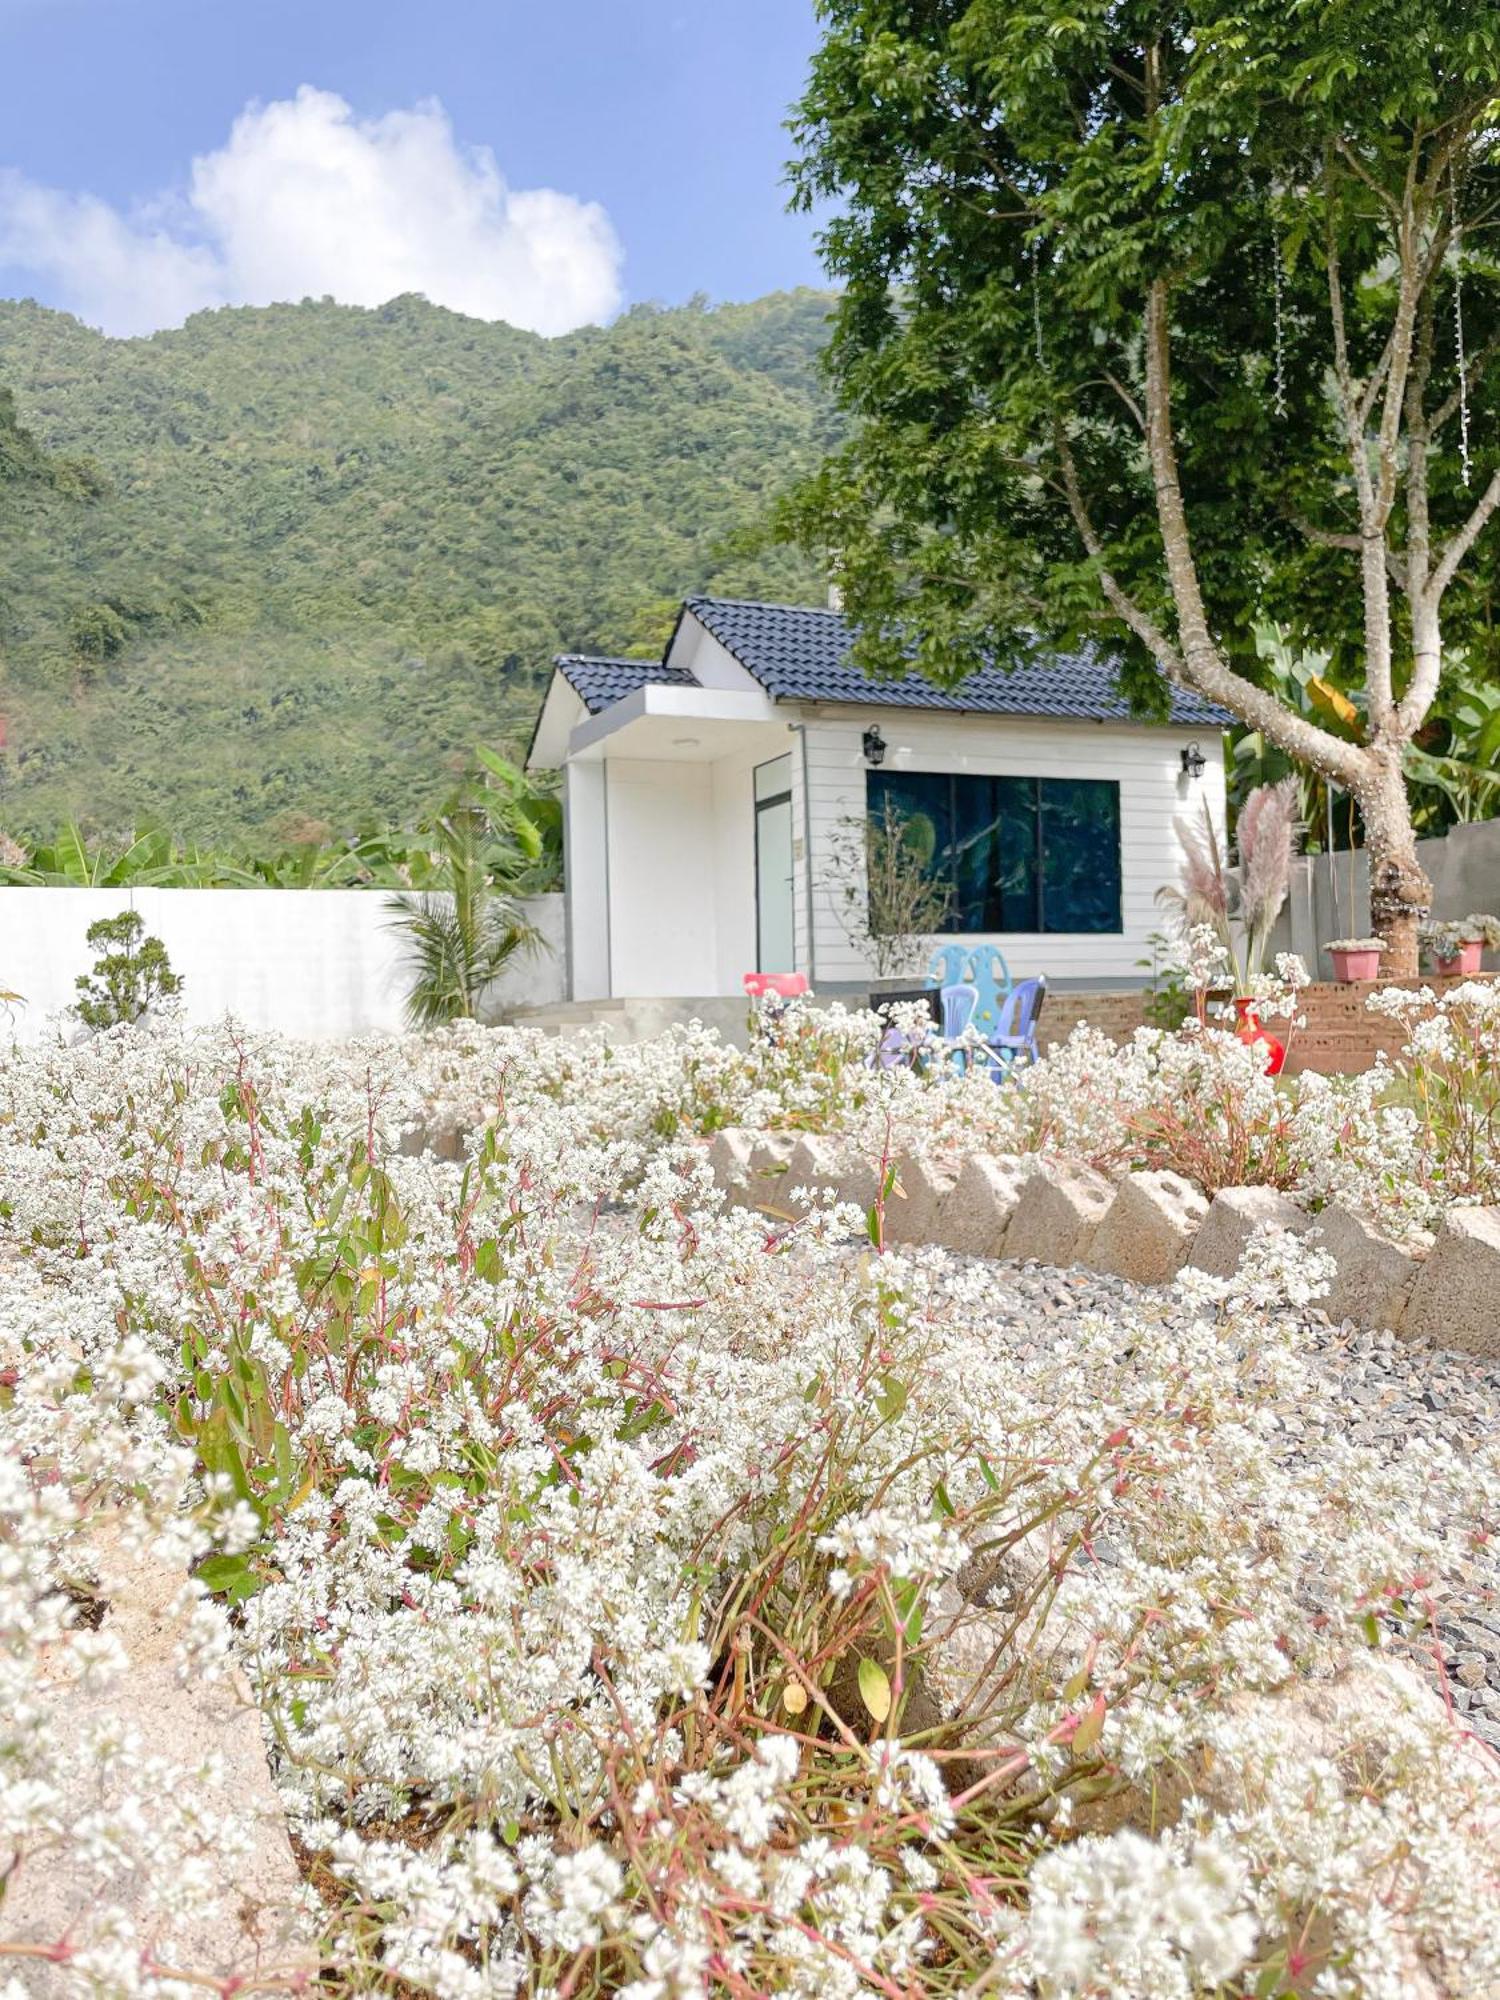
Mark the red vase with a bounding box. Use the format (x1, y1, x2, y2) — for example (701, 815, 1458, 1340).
(1233, 997, 1286, 1077)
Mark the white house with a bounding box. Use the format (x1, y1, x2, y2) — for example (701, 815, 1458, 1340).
(525, 595, 1230, 1004)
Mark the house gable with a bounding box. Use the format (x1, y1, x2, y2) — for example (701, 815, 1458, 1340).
(661, 606, 765, 694)
(526, 673, 588, 771)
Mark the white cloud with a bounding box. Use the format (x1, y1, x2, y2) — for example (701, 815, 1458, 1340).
(0, 86, 624, 337)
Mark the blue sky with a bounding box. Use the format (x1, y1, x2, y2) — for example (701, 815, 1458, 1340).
(0, 0, 828, 337)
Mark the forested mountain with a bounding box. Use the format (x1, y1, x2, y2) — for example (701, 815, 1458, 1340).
(0, 289, 836, 843)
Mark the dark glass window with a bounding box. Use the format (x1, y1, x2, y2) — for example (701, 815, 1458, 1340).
(865, 771, 1121, 934)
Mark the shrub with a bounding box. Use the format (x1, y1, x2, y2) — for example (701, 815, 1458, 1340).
(73, 910, 182, 1029)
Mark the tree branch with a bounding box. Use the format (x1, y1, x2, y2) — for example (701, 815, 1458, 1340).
(1058, 318, 1364, 790)
(1290, 514, 1407, 588)
(1053, 416, 1185, 675)
(1290, 515, 1363, 555)
(1394, 469, 1500, 739)
(1430, 326, 1500, 432)
(1335, 137, 1402, 218)
(1427, 464, 1500, 603)
(1099, 370, 1146, 434)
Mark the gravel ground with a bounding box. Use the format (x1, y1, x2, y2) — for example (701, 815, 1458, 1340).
(580, 1205, 1500, 1746)
(908, 1248, 1500, 1751)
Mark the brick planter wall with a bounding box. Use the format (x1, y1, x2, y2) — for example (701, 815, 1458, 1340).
(1038, 991, 1151, 1053)
(1281, 972, 1499, 1076)
(1040, 972, 1500, 1075)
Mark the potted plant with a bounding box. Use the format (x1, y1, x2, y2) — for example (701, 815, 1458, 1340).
(1419, 914, 1499, 976)
(1469, 913, 1500, 967)
(1160, 779, 1299, 1074)
(827, 801, 952, 1018)
(1325, 937, 1386, 982)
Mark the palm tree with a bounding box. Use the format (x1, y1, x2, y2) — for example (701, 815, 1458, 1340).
(387, 753, 545, 1028)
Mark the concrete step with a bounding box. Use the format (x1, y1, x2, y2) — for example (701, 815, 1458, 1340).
(500, 995, 754, 1047)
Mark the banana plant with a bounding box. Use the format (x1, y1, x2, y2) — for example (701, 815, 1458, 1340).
(0, 822, 261, 886)
(1229, 625, 1364, 849)
(1404, 674, 1500, 826)
(0, 752, 563, 895)
(1233, 627, 1500, 844)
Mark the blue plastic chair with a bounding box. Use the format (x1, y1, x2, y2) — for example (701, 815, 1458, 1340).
(926, 945, 1013, 1038)
(987, 977, 1047, 1078)
(939, 982, 978, 1074)
(966, 947, 1014, 1039)
(875, 1024, 914, 1070)
(939, 982, 978, 1039)
(926, 943, 970, 991)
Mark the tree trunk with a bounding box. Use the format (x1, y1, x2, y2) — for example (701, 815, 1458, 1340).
(1356, 749, 1430, 978)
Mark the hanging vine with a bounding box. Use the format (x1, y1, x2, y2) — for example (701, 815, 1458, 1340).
(1029, 233, 1047, 371)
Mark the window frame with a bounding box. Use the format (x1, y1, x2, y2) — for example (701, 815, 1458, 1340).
(863, 768, 1123, 937)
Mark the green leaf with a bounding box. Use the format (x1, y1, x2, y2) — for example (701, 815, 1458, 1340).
(195, 1552, 262, 1603)
(1072, 1694, 1107, 1757)
(894, 1578, 923, 1646)
(875, 1373, 907, 1423)
(857, 1655, 892, 1724)
(273, 1421, 295, 1501)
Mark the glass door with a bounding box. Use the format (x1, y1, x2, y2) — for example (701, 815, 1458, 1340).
(754, 755, 795, 973)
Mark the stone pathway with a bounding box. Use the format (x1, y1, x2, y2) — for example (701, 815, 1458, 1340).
(5, 1526, 317, 1994)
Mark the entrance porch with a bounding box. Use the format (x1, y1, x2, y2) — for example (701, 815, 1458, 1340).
(557, 685, 798, 1002)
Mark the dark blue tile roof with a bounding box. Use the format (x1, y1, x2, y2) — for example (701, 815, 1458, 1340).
(557, 655, 698, 715)
(687, 595, 1233, 727)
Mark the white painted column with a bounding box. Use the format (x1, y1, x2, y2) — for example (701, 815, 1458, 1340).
(563, 761, 610, 1000)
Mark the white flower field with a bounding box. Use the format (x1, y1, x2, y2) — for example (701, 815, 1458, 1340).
(3, 1002, 1499, 1998)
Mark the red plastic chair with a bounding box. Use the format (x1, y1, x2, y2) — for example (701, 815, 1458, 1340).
(743, 972, 809, 1000)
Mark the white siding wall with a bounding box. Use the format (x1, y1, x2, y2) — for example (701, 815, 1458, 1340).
(801, 712, 1226, 986)
(606, 760, 720, 997)
(788, 725, 814, 982)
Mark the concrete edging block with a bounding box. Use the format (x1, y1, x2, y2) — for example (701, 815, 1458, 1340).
(1092, 1169, 1209, 1286)
(940, 1153, 1028, 1259)
(1305, 1202, 1423, 1333)
(1002, 1159, 1114, 1267)
(702, 1127, 1498, 1356)
(1187, 1184, 1314, 1278)
(1401, 1206, 1500, 1358)
(882, 1152, 964, 1247)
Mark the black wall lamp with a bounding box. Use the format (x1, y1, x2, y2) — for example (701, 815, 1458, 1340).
(863, 724, 887, 767)
(1180, 741, 1207, 781)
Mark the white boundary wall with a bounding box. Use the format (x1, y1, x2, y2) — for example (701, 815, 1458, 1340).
(0, 889, 566, 1044)
(1270, 819, 1500, 978)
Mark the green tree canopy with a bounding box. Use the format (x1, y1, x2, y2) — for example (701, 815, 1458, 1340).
(786, 0, 1500, 966)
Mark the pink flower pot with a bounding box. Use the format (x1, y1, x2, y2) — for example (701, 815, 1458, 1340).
(1433, 941, 1483, 977)
(1329, 948, 1383, 983)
